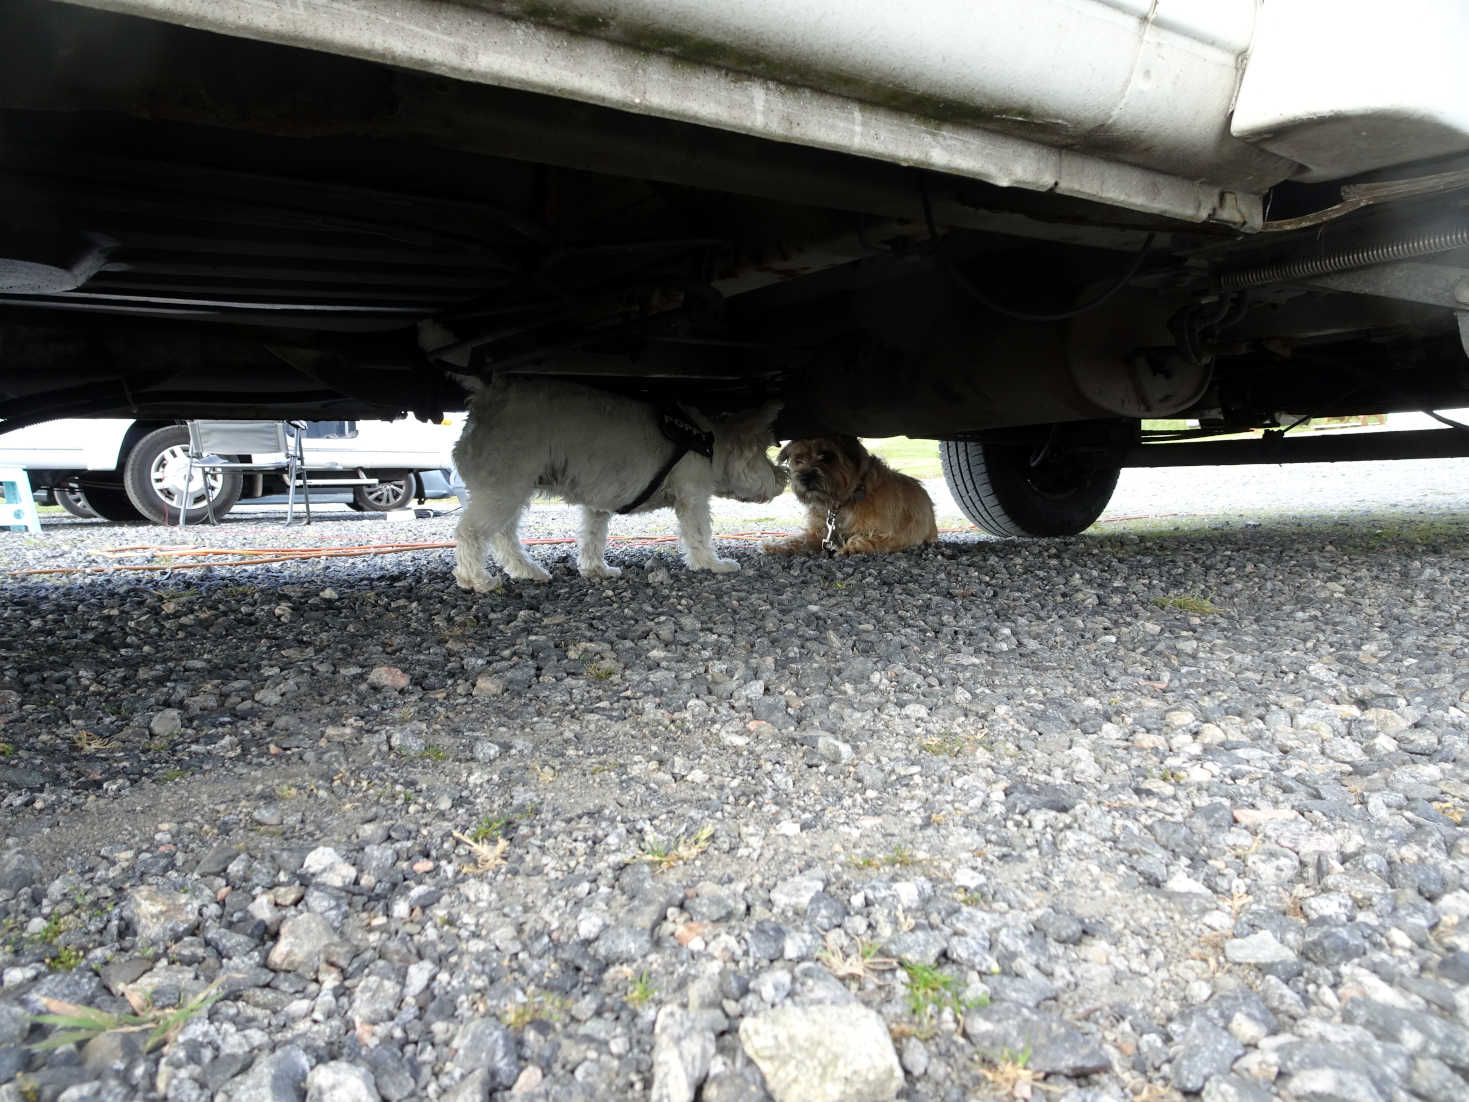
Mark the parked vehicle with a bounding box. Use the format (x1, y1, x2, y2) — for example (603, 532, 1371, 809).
(2, 1, 1467, 535)
(1, 417, 460, 523)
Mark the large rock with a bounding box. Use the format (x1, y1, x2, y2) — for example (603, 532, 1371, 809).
(739, 1004, 902, 1102)
(1342, 999, 1469, 1073)
(123, 885, 204, 944)
(963, 1004, 1110, 1077)
(0, 849, 42, 894)
(651, 1006, 716, 1102)
(1171, 1017, 1244, 1093)
(267, 913, 346, 975)
(306, 1061, 381, 1102)
(451, 1017, 519, 1090)
(222, 1046, 312, 1102)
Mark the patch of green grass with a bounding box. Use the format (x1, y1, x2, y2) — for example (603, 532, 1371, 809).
(584, 659, 620, 680)
(626, 969, 657, 1007)
(502, 989, 569, 1029)
(863, 437, 941, 480)
(161, 769, 187, 783)
(417, 746, 448, 761)
(900, 960, 984, 1023)
(30, 978, 225, 1054)
(47, 946, 85, 972)
(0, 742, 13, 757)
(1151, 593, 1224, 615)
(917, 733, 979, 757)
(850, 846, 921, 870)
(638, 824, 713, 869)
(468, 807, 534, 843)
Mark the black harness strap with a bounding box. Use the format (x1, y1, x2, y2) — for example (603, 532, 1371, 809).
(616, 408, 715, 515)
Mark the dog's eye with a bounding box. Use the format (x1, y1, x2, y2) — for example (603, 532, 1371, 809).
(818, 452, 832, 462)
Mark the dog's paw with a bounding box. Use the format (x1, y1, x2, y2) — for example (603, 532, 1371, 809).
(579, 562, 622, 579)
(503, 561, 552, 583)
(761, 540, 797, 555)
(707, 558, 741, 574)
(453, 571, 501, 594)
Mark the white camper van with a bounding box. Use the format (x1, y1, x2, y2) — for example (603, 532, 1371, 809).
(0, 417, 460, 523)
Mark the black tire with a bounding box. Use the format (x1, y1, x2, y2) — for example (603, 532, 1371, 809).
(77, 480, 146, 522)
(55, 482, 98, 519)
(940, 436, 1121, 537)
(122, 425, 243, 524)
(351, 475, 415, 512)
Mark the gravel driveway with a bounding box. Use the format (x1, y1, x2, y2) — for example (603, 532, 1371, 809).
(1, 458, 1467, 1102)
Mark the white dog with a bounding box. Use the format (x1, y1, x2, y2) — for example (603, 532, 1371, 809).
(448, 376, 785, 592)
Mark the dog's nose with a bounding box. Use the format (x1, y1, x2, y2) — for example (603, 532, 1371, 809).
(798, 470, 819, 486)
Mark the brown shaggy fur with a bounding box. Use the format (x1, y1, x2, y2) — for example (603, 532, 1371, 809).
(763, 435, 938, 555)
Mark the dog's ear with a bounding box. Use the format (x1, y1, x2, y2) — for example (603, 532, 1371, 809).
(775, 441, 794, 465)
(836, 435, 868, 468)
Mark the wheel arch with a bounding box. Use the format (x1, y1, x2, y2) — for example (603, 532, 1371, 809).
(116, 419, 180, 472)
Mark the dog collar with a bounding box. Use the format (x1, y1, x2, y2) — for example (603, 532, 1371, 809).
(820, 483, 866, 553)
(616, 406, 715, 515)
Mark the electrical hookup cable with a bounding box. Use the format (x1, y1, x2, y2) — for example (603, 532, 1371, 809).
(918, 177, 1154, 322)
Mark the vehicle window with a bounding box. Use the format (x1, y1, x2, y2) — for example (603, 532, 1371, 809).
(304, 421, 358, 439)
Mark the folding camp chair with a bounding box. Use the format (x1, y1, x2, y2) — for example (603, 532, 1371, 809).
(181, 420, 311, 525)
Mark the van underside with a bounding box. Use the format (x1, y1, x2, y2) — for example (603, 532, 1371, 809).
(2, 2, 1467, 464)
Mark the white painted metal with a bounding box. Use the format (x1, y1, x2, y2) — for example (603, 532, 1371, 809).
(467, 0, 1285, 189)
(58, 0, 1272, 227)
(1232, 0, 1469, 181)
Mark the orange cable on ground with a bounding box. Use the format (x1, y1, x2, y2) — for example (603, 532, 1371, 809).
(6, 531, 799, 577)
(8, 515, 1183, 577)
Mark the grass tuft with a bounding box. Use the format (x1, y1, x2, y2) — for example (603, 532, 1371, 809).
(451, 830, 509, 874)
(626, 969, 657, 1007)
(30, 978, 225, 1055)
(638, 824, 713, 870)
(901, 960, 984, 1024)
(1151, 593, 1224, 615)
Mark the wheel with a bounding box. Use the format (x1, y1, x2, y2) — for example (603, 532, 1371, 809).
(940, 434, 1121, 537)
(75, 479, 146, 522)
(351, 474, 415, 512)
(55, 482, 98, 519)
(122, 425, 243, 524)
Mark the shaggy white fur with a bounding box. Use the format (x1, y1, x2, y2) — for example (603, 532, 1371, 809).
(449, 377, 784, 592)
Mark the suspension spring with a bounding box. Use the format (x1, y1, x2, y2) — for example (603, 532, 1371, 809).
(1219, 225, 1469, 291)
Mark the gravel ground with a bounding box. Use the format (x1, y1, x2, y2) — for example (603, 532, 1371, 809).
(1, 458, 1467, 1102)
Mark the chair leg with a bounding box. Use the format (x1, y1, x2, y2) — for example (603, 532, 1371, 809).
(178, 458, 191, 527)
(203, 463, 217, 525)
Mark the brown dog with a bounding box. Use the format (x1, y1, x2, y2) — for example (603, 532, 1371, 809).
(763, 435, 938, 555)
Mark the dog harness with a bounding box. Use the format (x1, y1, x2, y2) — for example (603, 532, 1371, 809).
(821, 484, 867, 553)
(616, 408, 715, 515)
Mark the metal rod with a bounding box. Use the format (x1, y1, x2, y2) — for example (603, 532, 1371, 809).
(1124, 428, 1469, 467)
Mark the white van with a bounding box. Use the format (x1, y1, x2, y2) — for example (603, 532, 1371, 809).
(0, 417, 462, 523)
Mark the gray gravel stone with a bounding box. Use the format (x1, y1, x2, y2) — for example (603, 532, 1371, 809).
(451, 1017, 519, 1090)
(651, 1006, 716, 1102)
(305, 1062, 380, 1102)
(0, 849, 42, 893)
(123, 885, 204, 944)
(1341, 1000, 1469, 1073)
(1170, 1018, 1244, 1093)
(222, 1046, 312, 1102)
(266, 913, 346, 975)
(740, 1003, 902, 1102)
(1280, 1066, 1387, 1102)
(964, 1005, 1110, 1076)
(1200, 1075, 1273, 1102)
(1302, 923, 1368, 966)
